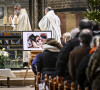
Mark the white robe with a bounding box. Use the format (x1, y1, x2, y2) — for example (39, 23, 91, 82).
(12, 9, 31, 31)
(23, 51, 30, 63)
(39, 10, 61, 43)
(12, 9, 31, 63)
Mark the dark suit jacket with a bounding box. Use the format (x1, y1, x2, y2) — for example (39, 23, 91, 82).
(69, 45, 91, 80)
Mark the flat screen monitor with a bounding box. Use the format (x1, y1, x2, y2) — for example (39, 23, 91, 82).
(23, 31, 52, 51)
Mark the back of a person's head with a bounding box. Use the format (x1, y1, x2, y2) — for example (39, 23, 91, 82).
(14, 3, 21, 8)
(92, 22, 99, 31)
(45, 38, 62, 49)
(45, 7, 52, 11)
(70, 28, 80, 39)
(79, 19, 93, 31)
(62, 32, 71, 43)
(79, 29, 93, 45)
(91, 35, 100, 48)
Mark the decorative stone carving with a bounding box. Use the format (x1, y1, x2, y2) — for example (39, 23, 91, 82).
(46, 0, 88, 9)
(7, 7, 13, 17)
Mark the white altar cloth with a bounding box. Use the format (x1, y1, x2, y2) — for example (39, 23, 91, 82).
(0, 69, 16, 78)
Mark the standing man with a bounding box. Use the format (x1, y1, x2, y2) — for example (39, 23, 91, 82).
(12, 3, 31, 31)
(39, 7, 61, 43)
(12, 3, 31, 67)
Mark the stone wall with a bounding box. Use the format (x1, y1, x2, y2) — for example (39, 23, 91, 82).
(46, 0, 88, 9)
(56, 12, 84, 34)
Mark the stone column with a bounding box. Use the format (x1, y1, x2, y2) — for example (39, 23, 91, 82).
(30, 0, 35, 30)
(41, 0, 45, 17)
(30, 0, 46, 30)
(34, 0, 38, 29)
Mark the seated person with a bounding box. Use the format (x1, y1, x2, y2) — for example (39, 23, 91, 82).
(37, 38, 62, 79)
(31, 53, 40, 75)
(76, 36, 100, 90)
(86, 37, 100, 90)
(69, 29, 92, 80)
(61, 32, 72, 46)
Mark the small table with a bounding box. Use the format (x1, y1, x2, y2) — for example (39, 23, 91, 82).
(0, 69, 16, 87)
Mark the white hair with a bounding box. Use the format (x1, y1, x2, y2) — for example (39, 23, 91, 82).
(91, 35, 100, 48)
(15, 3, 21, 8)
(70, 28, 80, 39)
(45, 7, 52, 11)
(62, 32, 71, 43)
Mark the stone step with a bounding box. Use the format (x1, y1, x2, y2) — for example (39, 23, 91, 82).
(12, 70, 34, 78)
(0, 78, 35, 86)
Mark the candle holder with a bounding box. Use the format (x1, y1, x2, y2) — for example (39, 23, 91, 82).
(3, 16, 7, 31)
(4, 24, 7, 31)
(9, 16, 12, 31)
(14, 24, 18, 30)
(9, 24, 12, 31)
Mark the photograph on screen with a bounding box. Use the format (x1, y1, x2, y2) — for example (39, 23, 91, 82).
(23, 31, 52, 50)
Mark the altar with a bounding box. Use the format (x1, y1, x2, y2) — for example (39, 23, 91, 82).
(0, 69, 16, 87)
(0, 31, 23, 69)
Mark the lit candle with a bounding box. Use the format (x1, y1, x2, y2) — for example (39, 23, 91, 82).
(14, 16, 18, 25)
(3, 16, 7, 25)
(9, 16, 12, 25)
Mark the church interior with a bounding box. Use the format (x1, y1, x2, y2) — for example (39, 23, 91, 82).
(0, 0, 100, 89)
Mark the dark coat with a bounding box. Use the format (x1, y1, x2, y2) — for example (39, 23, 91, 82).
(76, 54, 92, 90)
(37, 50, 59, 79)
(69, 45, 91, 80)
(92, 72, 100, 90)
(86, 46, 100, 84)
(56, 37, 80, 81)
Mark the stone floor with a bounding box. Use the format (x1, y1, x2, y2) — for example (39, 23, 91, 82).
(0, 86, 35, 90)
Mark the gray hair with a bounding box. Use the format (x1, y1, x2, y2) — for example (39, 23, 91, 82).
(79, 29, 92, 44)
(15, 3, 21, 8)
(91, 35, 100, 48)
(45, 7, 52, 11)
(62, 32, 71, 43)
(70, 28, 80, 39)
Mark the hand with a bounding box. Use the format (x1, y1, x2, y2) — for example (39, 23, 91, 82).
(14, 10, 17, 15)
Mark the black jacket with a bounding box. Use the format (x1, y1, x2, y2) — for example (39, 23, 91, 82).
(37, 50, 59, 79)
(76, 54, 92, 90)
(56, 37, 80, 81)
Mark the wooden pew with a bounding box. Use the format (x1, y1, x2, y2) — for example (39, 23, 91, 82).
(71, 82, 75, 90)
(77, 85, 81, 90)
(34, 73, 89, 90)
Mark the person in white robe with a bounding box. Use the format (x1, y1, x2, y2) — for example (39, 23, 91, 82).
(39, 7, 61, 43)
(12, 4, 31, 66)
(12, 3, 31, 31)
